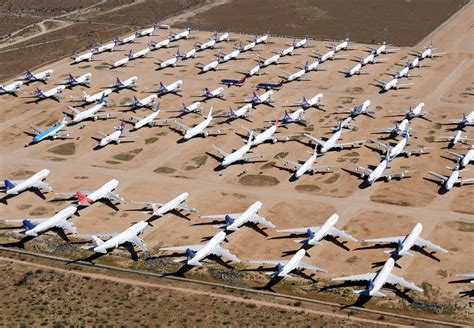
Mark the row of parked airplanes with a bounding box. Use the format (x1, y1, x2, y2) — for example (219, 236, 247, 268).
(2, 171, 471, 296)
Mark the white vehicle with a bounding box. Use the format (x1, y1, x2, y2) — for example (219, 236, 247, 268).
(175, 108, 224, 140)
(80, 89, 112, 104)
(200, 201, 274, 232)
(392, 62, 411, 79)
(160, 231, 240, 266)
(242, 121, 298, 147)
(136, 23, 157, 37)
(180, 47, 197, 59)
(202, 87, 224, 100)
(388, 103, 430, 120)
(82, 221, 150, 254)
(295, 93, 324, 110)
(111, 57, 129, 68)
(1, 169, 52, 196)
(29, 115, 70, 144)
(329, 37, 350, 51)
(369, 41, 399, 56)
(57, 179, 125, 206)
(376, 119, 411, 138)
(72, 51, 94, 64)
(247, 90, 273, 107)
(129, 103, 167, 130)
(110, 76, 138, 91)
(155, 80, 183, 96)
(364, 223, 448, 257)
(306, 58, 322, 71)
(409, 56, 420, 69)
(127, 47, 150, 60)
(245, 63, 261, 76)
(304, 123, 365, 154)
(213, 133, 263, 167)
(280, 44, 295, 56)
(437, 131, 472, 148)
(32, 85, 66, 102)
(214, 31, 229, 43)
(218, 104, 252, 122)
(149, 38, 171, 50)
(446, 146, 473, 168)
(95, 121, 137, 148)
(133, 192, 197, 218)
(173, 101, 202, 117)
(341, 59, 367, 76)
(219, 48, 241, 62)
(445, 112, 474, 129)
(355, 51, 387, 65)
(5, 206, 77, 237)
(279, 147, 337, 179)
(92, 39, 119, 53)
(276, 109, 307, 125)
(336, 100, 373, 118)
(169, 28, 192, 41)
(285, 67, 307, 82)
(456, 273, 474, 283)
(155, 52, 180, 69)
(315, 48, 337, 62)
(199, 58, 220, 73)
(250, 249, 326, 278)
(127, 94, 157, 110)
(332, 258, 422, 297)
(197, 38, 216, 51)
(348, 154, 415, 185)
(118, 33, 137, 44)
(294, 36, 308, 48)
(258, 54, 280, 67)
(428, 165, 474, 191)
(254, 32, 269, 44)
(277, 213, 357, 246)
(370, 132, 427, 161)
(23, 69, 53, 83)
(0, 81, 23, 95)
(240, 40, 256, 52)
(69, 94, 113, 123)
(373, 77, 413, 92)
(413, 42, 445, 59)
(63, 73, 91, 88)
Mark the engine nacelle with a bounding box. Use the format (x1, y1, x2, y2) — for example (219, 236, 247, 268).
(387, 176, 392, 181)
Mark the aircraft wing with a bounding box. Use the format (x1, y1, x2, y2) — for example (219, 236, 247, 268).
(213, 144, 229, 157)
(77, 233, 119, 239)
(386, 273, 423, 292)
(249, 260, 288, 266)
(331, 272, 376, 282)
(205, 128, 229, 136)
(119, 135, 139, 142)
(397, 83, 414, 89)
(105, 191, 125, 203)
(296, 261, 327, 273)
(334, 140, 366, 148)
(33, 181, 53, 192)
(281, 158, 302, 169)
(460, 177, 474, 184)
(380, 169, 415, 179)
(96, 112, 119, 120)
(127, 235, 147, 252)
(175, 121, 191, 131)
(370, 140, 389, 151)
(272, 134, 301, 142)
(373, 79, 386, 86)
(30, 125, 44, 134)
(248, 214, 275, 229)
(5, 218, 50, 224)
(328, 227, 358, 242)
(211, 246, 240, 262)
(347, 161, 372, 176)
(160, 245, 204, 252)
(310, 164, 338, 171)
(277, 226, 319, 234)
(363, 236, 404, 244)
(200, 213, 243, 220)
(176, 203, 198, 213)
(130, 115, 142, 122)
(56, 220, 77, 235)
(304, 134, 325, 146)
(428, 171, 448, 182)
(402, 147, 428, 156)
(132, 201, 165, 207)
(96, 131, 108, 137)
(415, 237, 448, 253)
(241, 154, 264, 161)
(446, 150, 463, 159)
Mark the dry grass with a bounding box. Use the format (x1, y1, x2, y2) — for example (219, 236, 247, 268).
(295, 184, 321, 194)
(47, 142, 76, 156)
(112, 148, 143, 161)
(239, 175, 279, 187)
(154, 167, 176, 174)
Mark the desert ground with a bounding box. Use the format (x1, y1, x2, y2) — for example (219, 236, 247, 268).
(0, 0, 473, 326)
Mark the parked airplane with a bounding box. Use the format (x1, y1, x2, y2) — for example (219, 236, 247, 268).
(160, 231, 240, 266)
(355, 51, 387, 65)
(23, 69, 54, 84)
(242, 120, 297, 147)
(445, 112, 474, 129)
(279, 146, 337, 179)
(68, 94, 114, 123)
(197, 38, 216, 51)
(213, 133, 263, 167)
(80, 89, 112, 104)
(274, 109, 307, 126)
(149, 38, 171, 50)
(391, 62, 412, 79)
(277, 213, 357, 245)
(256, 80, 284, 90)
(0, 81, 23, 96)
(214, 31, 230, 43)
(111, 57, 129, 68)
(136, 22, 157, 37)
(409, 56, 421, 69)
(250, 249, 326, 278)
(373, 77, 413, 92)
(31, 85, 66, 102)
(169, 27, 192, 41)
(201, 87, 224, 100)
(155, 54, 180, 70)
(388, 103, 431, 121)
(1, 169, 53, 196)
(95, 121, 137, 147)
(217, 104, 252, 123)
(218, 47, 241, 62)
(62, 73, 92, 88)
(329, 36, 351, 51)
(284, 65, 308, 82)
(175, 108, 224, 140)
(258, 54, 280, 67)
(332, 258, 423, 297)
(246, 90, 273, 107)
(306, 58, 322, 72)
(220, 76, 246, 88)
(254, 32, 269, 44)
(437, 131, 472, 148)
(413, 43, 445, 59)
(198, 57, 220, 73)
(57, 179, 125, 206)
(155, 80, 183, 96)
(341, 59, 368, 77)
(109, 76, 138, 92)
(294, 36, 308, 48)
(172, 101, 202, 118)
(82, 221, 150, 254)
(314, 47, 342, 62)
(71, 51, 94, 64)
(239, 39, 256, 52)
(336, 100, 374, 119)
(125, 94, 157, 110)
(280, 44, 295, 56)
(179, 47, 197, 59)
(446, 146, 473, 168)
(428, 165, 474, 191)
(92, 38, 119, 53)
(376, 119, 411, 138)
(243, 63, 261, 76)
(133, 192, 197, 218)
(294, 93, 324, 110)
(5, 205, 77, 237)
(368, 41, 399, 55)
(129, 103, 167, 130)
(369, 133, 427, 161)
(304, 123, 365, 154)
(127, 47, 150, 60)
(117, 33, 137, 44)
(364, 223, 448, 257)
(29, 114, 69, 144)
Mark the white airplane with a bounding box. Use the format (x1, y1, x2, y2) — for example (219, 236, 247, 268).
(31, 85, 66, 102)
(279, 146, 338, 179)
(160, 231, 240, 266)
(126, 94, 157, 110)
(5, 205, 77, 237)
(388, 103, 430, 121)
(155, 80, 183, 96)
(82, 221, 150, 254)
(95, 121, 137, 147)
(149, 38, 171, 50)
(456, 273, 474, 283)
(111, 57, 129, 68)
(197, 38, 216, 51)
(376, 119, 411, 138)
(68, 94, 114, 123)
(392, 62, 412, 79)
(29, 114, 70, 144)
(217, 104, 252, 123)
(129, 103, 167, 130)
(80, 89, 112, 104)
(213, 133, 263, 167)
(214, 31, 229, 43)
(72, 51, 94, 64)
(133, 192, 197, 218)
(280, 44, 295, 56)
(245, 63, 261, 76)
(127, 47, 150, 60)
(200, 201, 274, 232)
(175, 108, 224, 140)
(23, 69, 53, 83)
(349, 154, 415, 185)
(218, 48, 241, 62)
(355, 51, 387, 65)
(1, 169, 53, 196)
(242, 120, 297, 147)
(246, 90, 273, 107)
(413, 43, 445, 59)
(369, 133, 427, 161)
(437, 131, 472, 148)
(62, 73, 91, 88)
(240, 40, 256, 52)
(336, 100, 374, 118)
(57, 178, 125, 206)
(369, 41, 399, 56)
(294, 36, 308, 48)
(409, 55, 420, 69)
(329, 37, 350, 52)
(179, 47, 197, 59)
(275, 109, 307, 125)
(446, 146, 473, 168)
(373, 77, 413, 92)
(254, 32, 269, 44)
(202, 87, 224, 100)
(284, 66, 307, 82)
(364, 223, 448, 257)
(332, 258, 423, 297)
(250, 249, 326, 278)
(294, 93, 324, 110)
(0, 81, 23, 95)
(92, 38, 119, 53)
(169, 27, 192, 41)
(136, 23, 157, 37)
(199, 58, 220, 73)
(304, 124, 365, 154)
(155, 52, 180, 69)
(110, 76, 138, 92)
(445, 112, 474, 129)
(118, 33, 137, 44)
(341, 59, 368, 76)
(428, 165, 474, 191)
(315, 47, 339, 62)
(173, 101, 202, 118)
(306, 58, 322, 72)
(277, 213, 357, 246)
(258, 54, 280, 67)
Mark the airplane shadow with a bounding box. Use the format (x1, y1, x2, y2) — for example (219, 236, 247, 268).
(422, 177, 449, 195)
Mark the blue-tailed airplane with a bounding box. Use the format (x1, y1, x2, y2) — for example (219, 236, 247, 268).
(256, 80, 284, 90)
(28, 114, 70, 145)
(220, 76, 246, 88)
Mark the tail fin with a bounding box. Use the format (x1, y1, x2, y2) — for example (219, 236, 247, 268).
(276, 263, 284, 275)
(127, 50, 133, 58)
(98, 93, 106, 104)
(247, 132, 254, 145)
(207, 107, 213, 118)
(4, 179, 16, 191)
(22, 220, 36, 231)
(76, 191, 93, 205)
(118, 120, 126, 131)
(26, 70, 33, 78)
(224, 215, 234, 226)
(92, 235, 104, 247)
(185, 248, 196, 260)
(68, 74, 75, 84)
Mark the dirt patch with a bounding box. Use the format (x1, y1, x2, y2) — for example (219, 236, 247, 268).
(145, 137, 159, 144)
(105, 160, 121, 165)
(274, 152, 288, 159)
(239, 175, 279, 187)
(260, 161, 276, 170)
(323, 173, 340, 184)
(154, 167, 177, 174)
(191, 155, 208, 167)
(112, 148, 143, 161)
(295, 184, 321, 194)
(47, 142, 76, 156)
(11, 170, 36, 179)
(29, 206, 49, 216)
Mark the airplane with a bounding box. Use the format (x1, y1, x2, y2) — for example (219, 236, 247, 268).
(68, 94, 114, 124)
(132, 192, 197, 218)
(369, 132, 427, 161)
(364, 223, 448, 257)
(125, 94, 158, 110)
(220, 76, 246, 88)
(250, 249, 326, 278)
(4, 205, 77, 237)
(328, 36, 351, 51)
(373, 77, 413, 92)
(172, 101, 202, 118)
(284, 64, 310, 82)
(81, 221, 150, 254)
(217, 104, 252, 123)
(218, 47, 241, 62)
(256, 80, 284, 90)
(214, 31, 230, 43)
(29, 114, 70, 144)
(245, 90, 273, 108)
(436, 131, 472, 148)
(336, 100, 374, 119)
(127, 47, 151, 60)
(354, 51, 387, 66)
(413, 42, 445, 59)
(348, 153, 416, 185)
(201, 87, 224, 100)
(444, 112, 474, 130)
(31, 85, 66, 102)
(409, 56, 421, 69)
(200, 201, 274, 232)
(376, 119, 411, 138)
(254, 32, 269, 44)
(149, 38, 171, 51)
(129, 103, 168, 131)
(280, 44, 295, 57)
(95, 121, 137, 148)
(314, 47, 340, 62)
(293, 93, 324, 110)
(109, 76, 138, 92)
(196, 38, 216, 51)
(279, 146, 338, 179)
(428, 165, 474, 191)
(331, 257, 423, 297)
(242, 120, 298, 147)
(175, 108, 225, 140)
(306, 58, 322, 72)
(446, 146, 473, 168)
(136, 22, 158, 37)
(456, 273, 474, 283)
(160, 231, 240, 266)
(169, 27, 192, 41)
(258, 54, 280, 67)
(213, 132, 263, 167)
(388, 103, 431, 121)
(239, 40, 256, 52)
(62, 73, 92, 88)
(80, 89, 112, 104)
(368, 41, 399, 56)
(341, 59, 368, 77)
(155, 51, 181, 69)
(117, 33, 137, 44)
(277, 213, 357, 245)
(23, 69, 54, 84)
(91, 38, 120, 53)
(0, 81, 23, 96)
(56, 178, 125, 206)
(391, 62, 412, 79)
(272, 109, 307, 126)
(154, 80, 183, 96)
(111, 57, 129, 68)
(1, 169, 53, 196)
(198, 57, 220, 73)
(294, 36, 308, 48)
(304, 123, 365, 154)
(71, 50, 94, 64)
